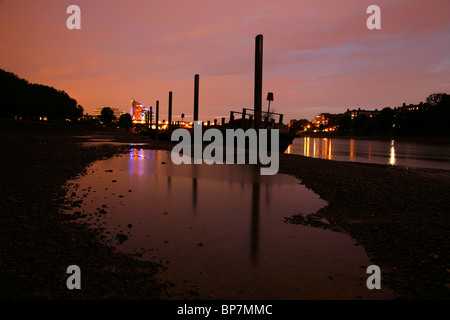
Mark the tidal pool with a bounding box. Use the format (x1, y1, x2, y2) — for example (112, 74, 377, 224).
(63, 148, 394, 299)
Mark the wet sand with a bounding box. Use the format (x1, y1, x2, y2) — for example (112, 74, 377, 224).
(1, 120, 449, 299)
(280, 155, 450, 300)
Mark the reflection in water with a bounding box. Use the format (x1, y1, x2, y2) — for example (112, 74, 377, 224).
(349, 139, 355, 159)
(304, 137, 310, 157)
(64, 149, 393, 299)
(192, 165, 198, 211)
(328, 138, 332, 160)
(390, 140, 396, 166)
(250, 166, 260, 266)
(286, 137, 450, 170)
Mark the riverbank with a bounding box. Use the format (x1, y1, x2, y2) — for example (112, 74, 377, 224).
(0, 121, 168, 299)
(1, 120, 449, 299)
(280, 154, 449, 300)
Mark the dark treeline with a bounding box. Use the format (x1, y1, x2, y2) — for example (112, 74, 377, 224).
(293, 93, 450, 136)
(338, 93, 450, 135)
(0, 69, 83, 121)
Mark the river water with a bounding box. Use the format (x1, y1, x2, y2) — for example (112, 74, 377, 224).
(286, 137, 450, 171)
(64, 148, 394, 299)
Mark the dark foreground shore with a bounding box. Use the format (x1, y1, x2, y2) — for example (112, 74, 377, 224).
(0, 121, 167, 299)
(0, 120, 449, 299)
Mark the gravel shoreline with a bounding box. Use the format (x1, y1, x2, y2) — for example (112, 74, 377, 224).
(1, 120, 449, 299)
(0, 122, 167, 299)
(280, 154, 450, 300)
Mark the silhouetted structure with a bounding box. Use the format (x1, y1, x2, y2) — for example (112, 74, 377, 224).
(194, 74, 199, 122)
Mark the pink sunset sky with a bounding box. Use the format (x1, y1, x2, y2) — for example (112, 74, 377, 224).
(0, 0, 449, 122)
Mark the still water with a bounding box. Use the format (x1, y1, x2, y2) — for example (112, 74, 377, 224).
(286, 137, 450, 171)
(64, 148, 393, 299)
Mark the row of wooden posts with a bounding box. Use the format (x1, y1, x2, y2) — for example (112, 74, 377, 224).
(143, 34, 268, 131)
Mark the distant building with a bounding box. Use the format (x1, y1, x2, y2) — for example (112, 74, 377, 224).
(130, 99, 150, 123)
(311, 114, 329, 128)
(344, 108, 379, 119)
(93, 107, 126, 119)
(397, 102, 423, 113)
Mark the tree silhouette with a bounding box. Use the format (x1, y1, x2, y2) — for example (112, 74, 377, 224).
(426, 93, 447, 106)
(0, 69, 83, 121)
(100, 107, 116, 126)
(119, 113, 132, 129)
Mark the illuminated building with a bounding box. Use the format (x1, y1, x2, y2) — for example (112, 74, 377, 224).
(344, 108, 380, 119)
(130, 99, 151, 124)
(311, 114, 329, 128)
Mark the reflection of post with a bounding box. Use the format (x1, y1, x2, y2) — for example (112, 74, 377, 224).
(165, 152, 172, 192)
(192, 165, 198, 211)
(250, 165, 260, 266)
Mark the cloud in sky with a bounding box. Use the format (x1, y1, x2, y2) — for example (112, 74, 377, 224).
(0, 0, 449, 121)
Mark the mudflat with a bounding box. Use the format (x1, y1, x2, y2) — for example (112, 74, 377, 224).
(0, 120, 448, 299)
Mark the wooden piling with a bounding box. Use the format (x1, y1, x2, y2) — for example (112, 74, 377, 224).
(168, 91, 173, 129)
(156, 100, 159, 131)
(254, 34, 263, 130)
(150, 107, 153, 129)
(194, 74, 199, 122)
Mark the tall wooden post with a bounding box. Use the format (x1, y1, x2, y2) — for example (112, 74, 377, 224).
(194, 74, 199, 122)
(155, 100, 159, 131)
(150, 107, 153, 129)
(254, 34, 263, 130)
(168, 91, 173, 129)
(230, 111, 234, 123)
